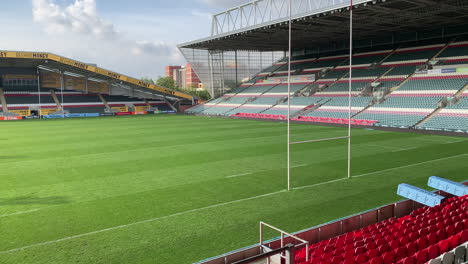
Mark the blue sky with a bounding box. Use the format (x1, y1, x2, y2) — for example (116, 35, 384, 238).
(0, 0, 248, 78)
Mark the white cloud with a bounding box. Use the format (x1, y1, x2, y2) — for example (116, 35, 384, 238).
(200, 0, 249, 8)
(32, 0, 117, 39)
(30, 0, 185, 78)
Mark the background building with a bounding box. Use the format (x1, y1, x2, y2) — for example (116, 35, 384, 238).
(165, 64, 202, 90)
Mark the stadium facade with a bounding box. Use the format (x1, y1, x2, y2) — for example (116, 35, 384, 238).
(0, 51, 193, 119)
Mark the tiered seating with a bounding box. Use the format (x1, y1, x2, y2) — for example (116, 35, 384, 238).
(294, 195, 468, 264)
(235, 84, 276, 95)
(385, 44, 443, 63)
(188, 40, 468, 131)
(374, 96, 441, 109)
(266, 83, 310, 94)
(4, 92, 56, 110)
(1, 89, 166, 114)
(437, 41, 468, 62)
(300, 96, 371, 119)
(418, 97, 468, 132)
(351, 50, 391, 65)
(318, 80, 370, 94)
(261, 97, 325, 116)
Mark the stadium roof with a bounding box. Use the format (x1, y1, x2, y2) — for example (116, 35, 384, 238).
(0, 51, 193, 100)
(179, 0, 468, 51)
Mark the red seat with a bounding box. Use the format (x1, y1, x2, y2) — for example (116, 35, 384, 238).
(400, 256, 415, 264)
(342, 259, 356, 264)
(344, 250, 355, 259)
(355, 246, 366, 255)
(418, 228, 429, 237)
(322, 252, 333, 260)
(409, 232, 419, 242)
(331, 255, 343, 263)
(354, 254, 368, 264)
(448, 233, 460, 249)
(427, 233, 437, 246)
(366, 242, 377, 250)
(454, 221, 463, 233)
(436, 229, 447, 240)
(427, 244, 439, 259)
(416, 236, 427, 251)
(438, 239, 449, 254)
(399, 236, 409, 246)
(406, 242, 417, 256)
(389, 240, 400, 250)
(461, 230, 468, 243)
(378, 244, 391, 254)
(415, 248, 428, 263)
(369, 256, 383, 264)
(395, 247, 407, 261)
(446, 224, 455, 236)
(367, 249, 379, 259)
(382, 251, 394, 264)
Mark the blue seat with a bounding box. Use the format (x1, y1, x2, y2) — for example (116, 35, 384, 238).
(427, 176, 468, 196)
(397, 183, 444, 206)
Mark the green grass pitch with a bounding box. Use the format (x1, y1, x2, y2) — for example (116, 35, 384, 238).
(0, 115, 467, 263)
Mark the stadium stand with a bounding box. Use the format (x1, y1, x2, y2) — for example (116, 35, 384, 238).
(294, 194, 467, 264)
(187, 38, 468, 132)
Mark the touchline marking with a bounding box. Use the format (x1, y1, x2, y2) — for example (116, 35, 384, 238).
(0, 189, 287, 255)
(353, 153, 468, 178)
(0, 209, 40, 218)
(225, 172, 252, 178)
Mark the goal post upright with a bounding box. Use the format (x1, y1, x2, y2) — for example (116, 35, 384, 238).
(347, 0, 353, 180)
(287, 0, 292, 191)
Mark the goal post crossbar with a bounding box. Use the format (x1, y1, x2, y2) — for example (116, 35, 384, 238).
(289, 136, 350, 145)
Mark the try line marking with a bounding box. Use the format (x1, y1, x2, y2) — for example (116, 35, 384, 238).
(1, 152, 466, 254)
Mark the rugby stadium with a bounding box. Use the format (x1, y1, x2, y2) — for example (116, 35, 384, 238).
(1, 0, 467, 264)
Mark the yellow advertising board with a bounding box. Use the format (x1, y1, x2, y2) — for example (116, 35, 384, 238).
(88, 80, 109, 94)
(65, 76, 86, 91)
(40, 72, 61, 89)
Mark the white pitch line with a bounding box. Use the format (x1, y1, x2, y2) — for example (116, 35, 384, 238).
(0, 209, 40, 218)
(291, 164, 308, 168)
(292, 177, 348, 190)
(0, 189, 287, 255)
(366, 144, 406, 151)
(353, 153, 468, 178)
(225, 172, 252, 178)
(391, 147, 419, 152)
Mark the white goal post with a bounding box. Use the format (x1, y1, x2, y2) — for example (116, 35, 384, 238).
(286, 0, 353, 191)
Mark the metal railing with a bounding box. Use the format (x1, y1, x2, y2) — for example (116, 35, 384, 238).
(259, 221, 309, 263)
(211, 0, 369, 36)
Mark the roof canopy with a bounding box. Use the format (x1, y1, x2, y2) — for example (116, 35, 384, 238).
(179, 0, 468, 51)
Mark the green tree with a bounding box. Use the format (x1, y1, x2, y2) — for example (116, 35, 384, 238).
(156, 76, 176, 90)
(140, 77, 155, 84)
